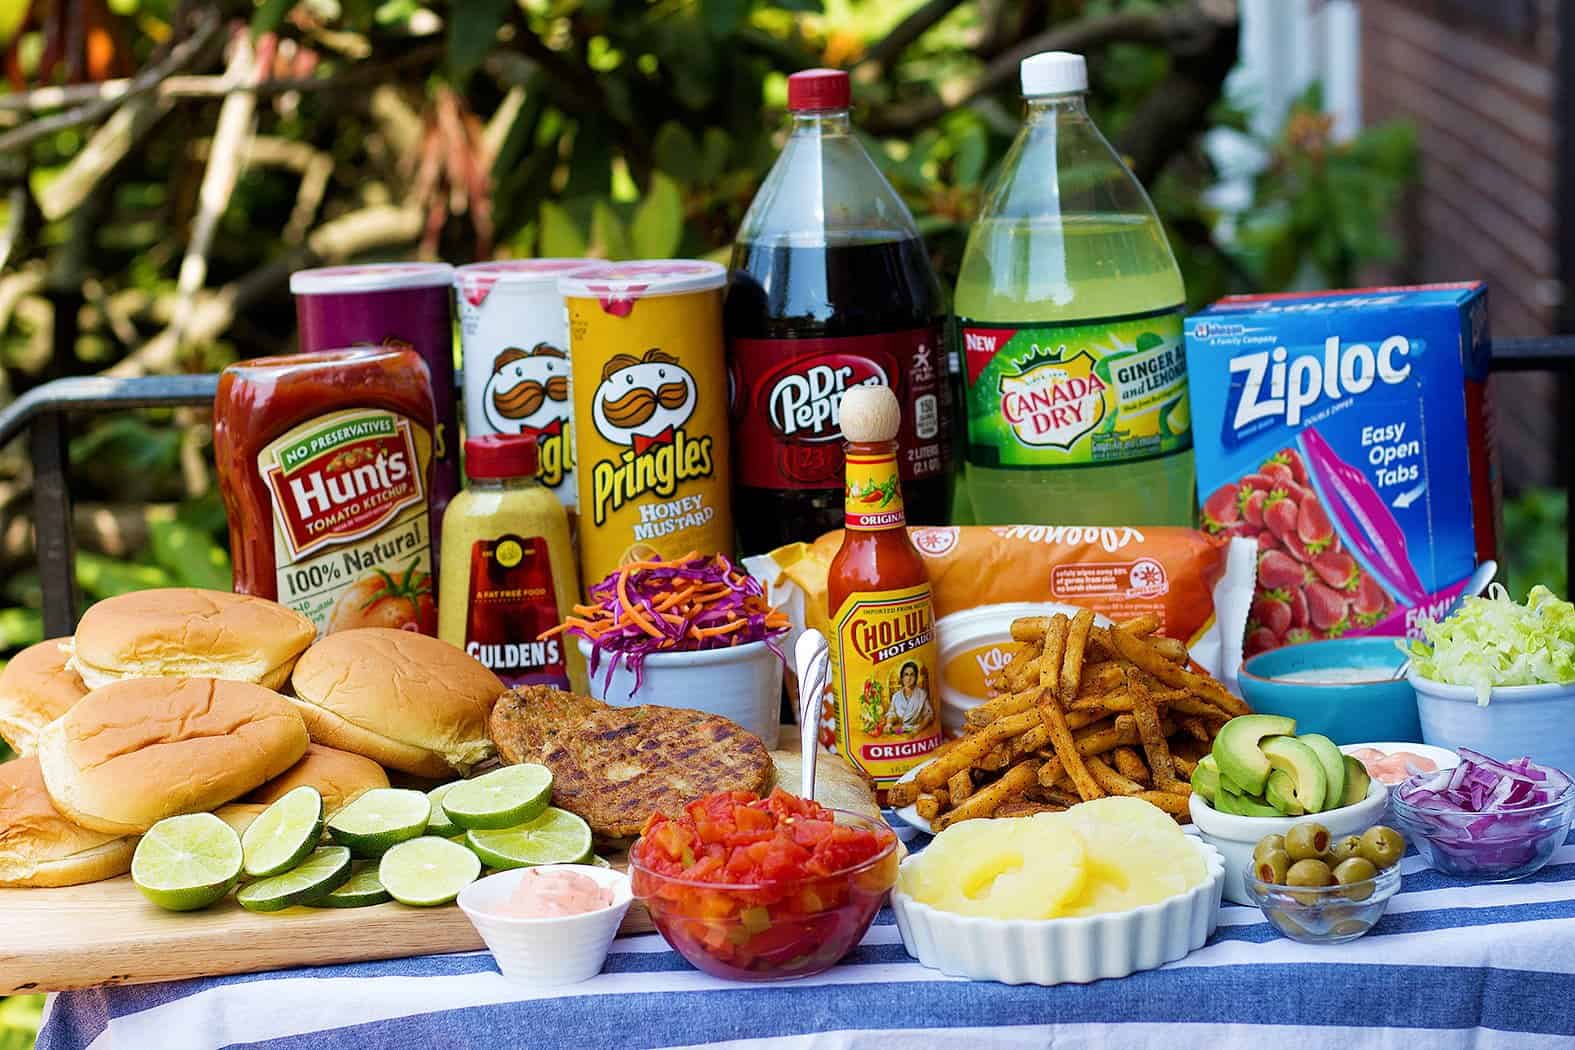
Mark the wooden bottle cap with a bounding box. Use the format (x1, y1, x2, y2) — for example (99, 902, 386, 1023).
(839, 385, 901, 443)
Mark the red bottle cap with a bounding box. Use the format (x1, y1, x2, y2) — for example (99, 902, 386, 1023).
(787, 69, 850, 111)
(465, 433, 539, 480)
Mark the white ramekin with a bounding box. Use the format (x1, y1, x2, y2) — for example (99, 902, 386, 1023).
(891, 837, 1224, 985)
(457, 864, 632, 985)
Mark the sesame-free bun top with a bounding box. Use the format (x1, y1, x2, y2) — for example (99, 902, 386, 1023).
(0, 638, 87, 756)
(36, 678, 309, 835)
(247, 743, 390, 816)
(69, 588, 317, 691)
(290, 629, 504, 778)
(0, 756, 135, 887)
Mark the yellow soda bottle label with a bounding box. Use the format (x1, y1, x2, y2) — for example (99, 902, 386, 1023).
(830, 584, 942, 785)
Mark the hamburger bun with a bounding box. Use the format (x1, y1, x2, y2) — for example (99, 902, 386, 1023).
(0, 638, 87, 756)
(69, 588, 316, 690)
(0, 756, 135, 887)
(290, 629, 503, 778)
(247, 743, 389, 816)
(213, 802, 266, 837)
(37, 678, 309, 835)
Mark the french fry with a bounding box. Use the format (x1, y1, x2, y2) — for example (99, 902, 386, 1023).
(1134, 790, 1192, 817)
(1148, 636, 1189, 663)
(1128, 671, 1180, 789)
(979, 743, 1012, 771)
(1010, 616, 1051, 642)
(1078, 663, 1125, 696)
(1172, 753, 1198, 779)
(948, 768, 974, 803)
(994, 799, 1070, 818)
(887, 779, 919, 807)
(1113, 745, 1151, 785)
(930, 736, 962, 761)
(1179, 716, 1211, 744)
(1036, 675, 1104, 802)
(1119, 613, 1161, 637)
(1041, 614, 1069, 692)
(1059, 608, 1095, 703)
(917, 707, 1041, 789)
(915, 794, 943, 821)
(1067, 690, 1132, 713)
(1110, 623, 1250, 717)
(1086, 755, 1145, 796)
(1163, 692, 1231, 720)
(964, 684, 1042, 730)
(934, 758, 1040, 830)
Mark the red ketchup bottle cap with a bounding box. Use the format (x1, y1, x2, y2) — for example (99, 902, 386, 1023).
(787, 69, 851, 112)
(465, 433, 539, 480)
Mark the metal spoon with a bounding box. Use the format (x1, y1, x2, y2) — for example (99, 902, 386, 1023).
(1390, 559, 1498, 680)
(794, 629, 831, 801)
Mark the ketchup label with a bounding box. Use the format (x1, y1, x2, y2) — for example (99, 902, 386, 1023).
(830, 584, 942, 786)
(843, 451, 905, 531)
(259, 407, 435, 635)
(730, 327, 948, 489)
(462, 534, 568, 689)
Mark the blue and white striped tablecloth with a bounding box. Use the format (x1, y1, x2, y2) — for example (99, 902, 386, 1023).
(37, 834, 1575, 1050)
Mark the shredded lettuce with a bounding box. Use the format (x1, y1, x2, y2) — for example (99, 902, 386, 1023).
(1401, 584, 1575, 704)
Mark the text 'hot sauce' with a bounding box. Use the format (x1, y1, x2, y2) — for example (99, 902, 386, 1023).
(827, 385, 942, 788)
(214, 346, 438, 636)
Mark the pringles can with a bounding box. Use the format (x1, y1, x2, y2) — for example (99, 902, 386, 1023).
(560, 261, 734, 586)
(455, 260, 608, 526)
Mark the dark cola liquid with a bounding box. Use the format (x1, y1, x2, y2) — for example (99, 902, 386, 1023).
(725, 235, 953, 554)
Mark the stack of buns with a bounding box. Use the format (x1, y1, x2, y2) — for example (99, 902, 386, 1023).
(0, 588, 506, 889)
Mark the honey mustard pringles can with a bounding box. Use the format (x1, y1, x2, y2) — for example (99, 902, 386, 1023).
(455, 260, 611, 528)
(560, 261, 734, 587)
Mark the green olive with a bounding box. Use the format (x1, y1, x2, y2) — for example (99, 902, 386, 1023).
(1253, 834, 1287, 865)
(1333, 856, 1378, 901)
(1329, 834, 1363, 865)
(1285, 858, 1334, 888)
(1285, 822, 1331, 862)
(1358, 825, 1406, 869)
(1254, 848, 1292, 885)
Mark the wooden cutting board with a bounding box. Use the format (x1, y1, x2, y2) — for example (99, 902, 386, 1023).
(0, 869, 652, 995)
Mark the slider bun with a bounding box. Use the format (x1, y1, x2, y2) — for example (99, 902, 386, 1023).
(36, 678, 309, 835)
(69, 588, 316, 690)
(0, 756, 135, 887)
(290, 629, 503, 778)
(247, 743, 389, 817)
(0, 638, 87, 756)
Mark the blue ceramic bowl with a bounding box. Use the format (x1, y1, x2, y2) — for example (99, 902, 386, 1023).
(1239, 638, 1422, 743)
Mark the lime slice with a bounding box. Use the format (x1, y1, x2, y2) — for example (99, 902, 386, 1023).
(425, 783, 462, 837)
(379, 836, 481, 906)
(441, 764, 553, 830)
(237, 846, 353, 912)
(589, 855, 612, 869)
(132, 813, 243, 912)
(242, 786, 325, 878)
(327, 788, 431, 857)
(312, 865, 392, 909)
(465, 807, 593, 870)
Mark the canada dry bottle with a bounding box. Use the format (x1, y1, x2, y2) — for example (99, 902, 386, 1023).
(955, 51, 1194, 525)
(727, 68, 952, 554)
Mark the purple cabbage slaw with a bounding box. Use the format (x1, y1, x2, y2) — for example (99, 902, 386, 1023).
(1395, 749, 1575, 871)
(567, 554, 789, 694)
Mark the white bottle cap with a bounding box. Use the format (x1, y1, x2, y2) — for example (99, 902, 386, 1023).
(1020, 51, 1087, 96)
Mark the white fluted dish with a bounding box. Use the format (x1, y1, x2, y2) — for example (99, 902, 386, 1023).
(891, 838, 1224, 985)
(457, 865, 632, 986)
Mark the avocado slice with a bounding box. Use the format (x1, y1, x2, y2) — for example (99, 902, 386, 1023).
(1338, 754, 1372, 809)
(1190, 754, 1220, 802)
(1298, 734, 1346, 813)
(1260, 735, 1327, 813)
(1264, 769, 1305, 816)
(1216, 779, 1283, 818)
(1211, 714, 1296, 797)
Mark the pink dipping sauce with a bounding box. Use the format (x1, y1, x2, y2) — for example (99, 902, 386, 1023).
(503, 868, 613, 918)
(1349, 747, 1438, 785)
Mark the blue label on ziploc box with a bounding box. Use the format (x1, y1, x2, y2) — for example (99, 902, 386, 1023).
(1185, 284, 1497, 656)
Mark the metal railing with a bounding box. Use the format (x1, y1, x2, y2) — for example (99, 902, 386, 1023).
(2, 338, 1572, 638)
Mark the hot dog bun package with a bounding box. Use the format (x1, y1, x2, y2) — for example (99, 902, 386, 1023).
(745, 526, 1255, 733)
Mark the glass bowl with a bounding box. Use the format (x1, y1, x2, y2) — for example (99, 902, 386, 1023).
(1389, 780, 1575, 883)
(629, 810, 898, 981)
(1242, 861, 1402, 944)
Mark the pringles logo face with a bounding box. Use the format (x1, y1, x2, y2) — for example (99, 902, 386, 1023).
(483, 342, 573, 488)
(765, 358, 888, 442)
(264, 413, 425, 558)
(589, 348, 713, 526)
(998, 344, 1108, 450)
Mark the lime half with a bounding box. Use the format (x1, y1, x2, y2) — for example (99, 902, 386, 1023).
(237, 846, 353, 912)
(327, 788, 431, 857)
(132, 813, 243, 911)
(242, 786, 325, 878)
(425, 783, 462, 837)
(379, 836, 480, 906)
(312, 865, 392, 909)
(589, 855, 612, 869)
(441, 764, 553, 830)
(466, 807, 593, 870)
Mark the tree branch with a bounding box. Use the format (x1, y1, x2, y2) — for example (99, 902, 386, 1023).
(859, 0, 967, 73)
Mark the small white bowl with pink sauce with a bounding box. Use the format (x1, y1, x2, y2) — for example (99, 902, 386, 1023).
(1340, 741, 1459, 786)
(458, 864, 632, 986)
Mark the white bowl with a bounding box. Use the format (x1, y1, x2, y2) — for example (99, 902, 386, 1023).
(891, 837, 1224, 985)
(457, 864, 632, 986)
(1340, 741, 1459, 781)
(578, 637, 784, 747)
(1409, 673, 1575, 774)
(1189, 779, 1389, 906)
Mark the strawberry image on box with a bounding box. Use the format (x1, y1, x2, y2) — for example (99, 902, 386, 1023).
(1185, 283, 1500, 656)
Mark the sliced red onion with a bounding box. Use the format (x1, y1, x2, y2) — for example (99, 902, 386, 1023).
(1396, 749, 1575, 872)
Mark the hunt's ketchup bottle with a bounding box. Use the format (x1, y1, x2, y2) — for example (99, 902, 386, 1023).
(726, 68, 952, 554)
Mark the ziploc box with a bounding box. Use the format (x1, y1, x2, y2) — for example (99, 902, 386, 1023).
(1184, 283, 1499, 656)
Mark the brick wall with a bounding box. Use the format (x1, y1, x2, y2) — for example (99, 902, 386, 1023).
(1361, 0, 1562, 490)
